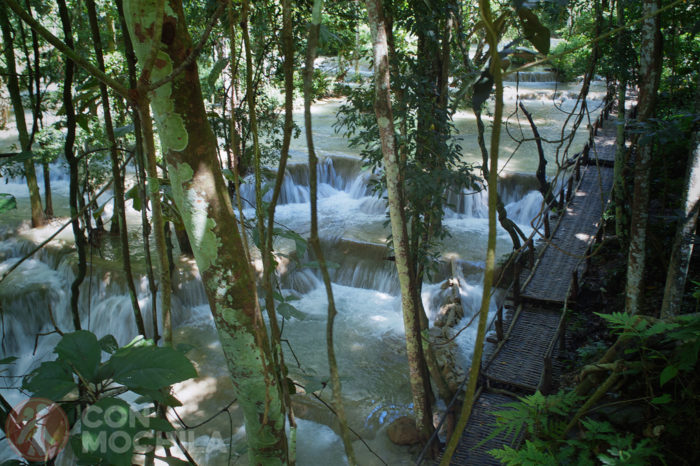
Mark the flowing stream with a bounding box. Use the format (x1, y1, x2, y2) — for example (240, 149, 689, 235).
(0, 72, 605, 464)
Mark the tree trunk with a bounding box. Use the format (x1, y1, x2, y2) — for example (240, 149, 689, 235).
(303, 1, 356, 463)
(661, 72, 700, 317)
(613, 0, 628, 244)
(55, 0, 84, 332)
(0, 2, 44, 228)
(441, 0, 502, 462)
(115, 0, 160, 341)
(123, 1, 288, 461)
(625, 0, 662, 315)
(364, 0, 435, 448)
(86, 0, 146, 337)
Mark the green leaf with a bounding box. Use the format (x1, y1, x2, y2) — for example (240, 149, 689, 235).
(92, 198, 114, 221)
(651, 393, 672, 405)
(0, 194, 17, 214)
(277, 302, 308, 321)
(81, 398, 144, 466)
(105, 345, 197, 391)
(70, 434, 103, 465)
(75, 115, 91, 132)
(132, 387, 183, 407)
(142, 416, 175, 432)
(56, 331, 101, 381)
(99, 335, 119, 354)
(0, 356, 18, 365)
(23, 360, 77, 400)
(207, 57, 229, 90)
(517, 7, 550, 55)
(125, 185, 142, 212)
(124, 335, 154, 348)
(659, 365, 678, 387)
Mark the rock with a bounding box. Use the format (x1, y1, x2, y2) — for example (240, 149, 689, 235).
(434, 302, 464, 328)
(387, 416, 422, 446)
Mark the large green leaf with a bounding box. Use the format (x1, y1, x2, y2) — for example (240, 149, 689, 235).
(0, 194, 17, 214)
(105, 346, 197, 391)
(81, 398, 145, 466)
(517, 7, 550, 55)
(23, 360, 77, 400)
(98, 334, 119, 354)
(55, 331, 101, 382)
(277, 302, 308, 321)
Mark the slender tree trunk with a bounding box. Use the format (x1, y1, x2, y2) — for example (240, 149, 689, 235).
(55, 0, 84, 331)
(86, 0, 146, 337)
(0, 2, 44, 228)
(625, 0, 662, 315)
(115, 0, 160, 341)
(20, 1, 52, 217)
(441, 0, 502, 462)
(365, 0, 435, 448)
(303, 1, 356, 463)
(123, 1, 288, 461)
(614, 0, 628, 244)
(259, 0, 299, 457)
(661, 72, 700, 317)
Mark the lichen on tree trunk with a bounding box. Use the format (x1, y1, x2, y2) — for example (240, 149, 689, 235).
(123, 0, 288, 461)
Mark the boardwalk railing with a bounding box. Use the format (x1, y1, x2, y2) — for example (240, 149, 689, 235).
(417, 93, 616, 465)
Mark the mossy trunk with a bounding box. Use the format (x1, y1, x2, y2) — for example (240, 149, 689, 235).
(625, 0, 662, 315)
(365, 0, 435, 449)
(0, 2, 44, 228)
(123, 1, 288, 462)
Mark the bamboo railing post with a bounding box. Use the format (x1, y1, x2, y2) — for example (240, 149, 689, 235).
(567, 176, 574, 202)
(542, 355, 552, 395)
(496, 304, 504, 341)
(513, 261, 521, 306)
(559, 313, 567, 353)
(575, 158, 581, 181)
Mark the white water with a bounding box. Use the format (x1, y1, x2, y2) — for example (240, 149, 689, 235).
(0, 70, 604, 464)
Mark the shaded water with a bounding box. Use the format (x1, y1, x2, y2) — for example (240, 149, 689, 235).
(0, 70, 603, 464)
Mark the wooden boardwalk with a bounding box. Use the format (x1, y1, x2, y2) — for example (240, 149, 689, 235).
(432, 118, 617, 465)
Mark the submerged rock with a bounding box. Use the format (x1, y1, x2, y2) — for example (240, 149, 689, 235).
(387, 416, 422, 445)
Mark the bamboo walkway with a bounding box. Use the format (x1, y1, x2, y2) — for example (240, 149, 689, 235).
(431, 116, 617, 465)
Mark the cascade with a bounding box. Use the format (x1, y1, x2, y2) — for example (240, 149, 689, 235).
(0, 76, 605, 464)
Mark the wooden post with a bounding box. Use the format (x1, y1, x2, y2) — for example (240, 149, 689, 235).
(575, 158, 581, 181)
(583, 143, 590, 165)
(542, 355, 552, 395)
(544, 211, 551, 238)
(527, 238, 535, 268)
(496, 304, 504, 341)
(567, 176, 574, 202)
(513, 260, 521, 306)
(586, 244, 592, 269)
(559, 314, 567, 353)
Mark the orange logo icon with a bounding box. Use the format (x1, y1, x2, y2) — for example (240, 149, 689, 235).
(5, 397, 69, 462)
